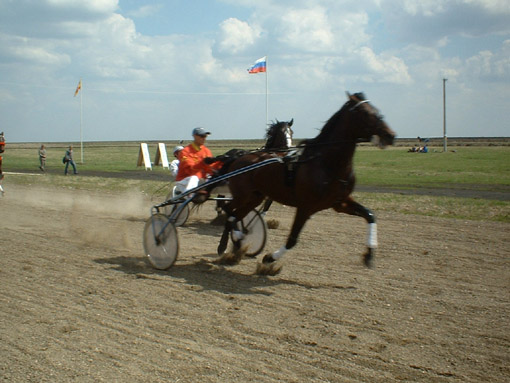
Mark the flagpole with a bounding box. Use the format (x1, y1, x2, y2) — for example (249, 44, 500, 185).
(248, 56, 269, 128)
(265, 56, 268, 127)
(80, 79, 83, 164)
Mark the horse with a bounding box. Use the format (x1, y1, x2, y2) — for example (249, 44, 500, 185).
(218, 92, 396, 275)
(260, 118, 294, 213)
(206, 118, 294, 173)
(263, 118, 294, 150)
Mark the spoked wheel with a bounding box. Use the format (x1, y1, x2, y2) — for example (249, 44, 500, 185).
(231, 209, 267, 257)
(163, 190, 190, 227)
(143, 214, 179, 270)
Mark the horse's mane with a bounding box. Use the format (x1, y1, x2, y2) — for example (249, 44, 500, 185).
(300, 92, 367, 148)
(264, 120, 288, 149)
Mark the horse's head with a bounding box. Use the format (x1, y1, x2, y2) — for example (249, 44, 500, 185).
(265, 119, 294, 149)
(346, 92, 396, 148)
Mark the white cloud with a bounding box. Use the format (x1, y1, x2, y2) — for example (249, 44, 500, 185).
(217, 18, 260, 54)
(47, 0, 118, 14)
(400, 0, 447, 16)
(464, 0, 510, 14)
(278, 7, 334, 51)
(380, 0, 510, 45)
(355, 47, 412, 84)
(400, 0, 510, 17)
(0, 0, 508, 141)
(465, 40, 510, 81)
(13, 44, 70, 66)
(126, 4, 162, 18)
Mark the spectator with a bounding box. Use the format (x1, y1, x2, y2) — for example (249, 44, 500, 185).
(64, 145, 78, 175)
(39, 144, 47, 172)
(0, 132, 5, 182)
(169, 145, 184, 180)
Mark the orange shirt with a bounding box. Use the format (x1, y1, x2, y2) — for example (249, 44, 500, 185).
(176, 143, 219, 181)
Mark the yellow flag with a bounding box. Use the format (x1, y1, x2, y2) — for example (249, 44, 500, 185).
(74, 80, 82, 97)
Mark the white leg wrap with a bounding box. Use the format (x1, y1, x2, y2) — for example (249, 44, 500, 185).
(367, 223, 378, 248)
(228, 217, 244, 241)
(232, 230, 244, 241)
(272, 246, 287, 260)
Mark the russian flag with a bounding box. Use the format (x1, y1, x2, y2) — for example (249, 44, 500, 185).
(248, 56, 266, 74)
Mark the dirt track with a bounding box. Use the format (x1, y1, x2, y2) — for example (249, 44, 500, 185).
(1, 184, 509, 382)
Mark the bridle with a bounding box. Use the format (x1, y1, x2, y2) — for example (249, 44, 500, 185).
(349, 99, 371, 111)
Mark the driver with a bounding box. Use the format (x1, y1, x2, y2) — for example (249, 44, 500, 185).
(175, 127, 220, 196)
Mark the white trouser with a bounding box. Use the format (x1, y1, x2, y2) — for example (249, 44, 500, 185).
(174, 176, 231, 197)
(175, 175, 200, 194)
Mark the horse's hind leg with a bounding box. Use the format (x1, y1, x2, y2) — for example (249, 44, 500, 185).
(260, 199, 273, 216)
(333, 197, 376, 268)
(217, 200, 261, 256)
(217, 202, 235, 254)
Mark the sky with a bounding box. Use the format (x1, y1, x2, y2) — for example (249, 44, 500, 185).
(0, 0, 509, 143)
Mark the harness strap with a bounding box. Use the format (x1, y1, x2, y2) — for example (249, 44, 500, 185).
(155, 157, 282, 208)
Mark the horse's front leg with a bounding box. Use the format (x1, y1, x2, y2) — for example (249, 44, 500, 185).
(258, 209, 310, 275)
(217, 202, 236, 255)
(333, 197, 376, 268)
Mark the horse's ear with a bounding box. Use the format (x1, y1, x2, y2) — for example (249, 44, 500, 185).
(289, 118, 293, 126)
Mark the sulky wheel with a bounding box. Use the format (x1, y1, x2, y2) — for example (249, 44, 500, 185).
(143, 214, 179, 270)
(163, 189, 190, 227)
(232, 209, 267, 257)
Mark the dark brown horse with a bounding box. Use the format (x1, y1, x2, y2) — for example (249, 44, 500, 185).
(207, 118, 294, 172)
(219, 92, 396, 275)
(263, 118, 294, 150)
(206, 119, 294, 214)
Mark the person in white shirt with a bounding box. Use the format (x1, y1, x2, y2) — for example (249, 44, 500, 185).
(169, 145, 183, 180)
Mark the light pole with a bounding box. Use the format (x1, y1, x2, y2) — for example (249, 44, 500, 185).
(443, 78, 447, 152)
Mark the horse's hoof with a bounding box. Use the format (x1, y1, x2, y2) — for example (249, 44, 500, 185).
(256, 261, 282, 276)
(262, 253, 275, 264)
(215, 245, 247, 265)
(216, 251, 241, 265)
(363, 249, 374, 268)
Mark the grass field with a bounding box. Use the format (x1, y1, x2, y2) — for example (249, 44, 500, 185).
(3, 141, 509, 222)
(354, 146, 510, 188)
